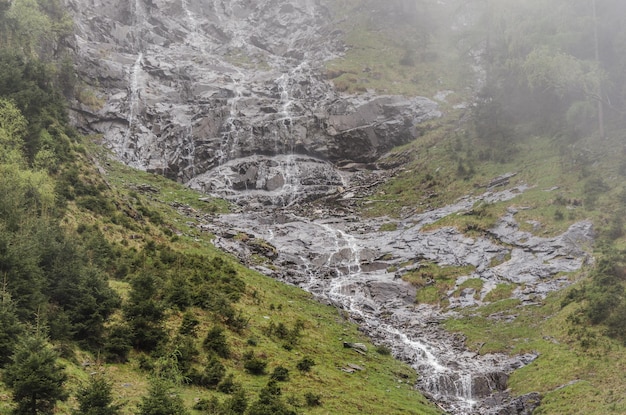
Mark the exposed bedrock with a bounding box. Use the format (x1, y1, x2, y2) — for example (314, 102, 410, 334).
(66, 0, 440, 205)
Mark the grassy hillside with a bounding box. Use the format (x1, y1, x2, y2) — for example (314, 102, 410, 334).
(0, 138, 442, 414)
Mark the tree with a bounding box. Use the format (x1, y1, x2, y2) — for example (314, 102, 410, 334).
(223, 388, 248, 414)
(3, 332, 68, 415)
(102, 323, 133, 363)
(0, 98, 27, 160)
(124, 271, 166, 351)
(0, 287, 24, 367)
(73, 375, 122, 415)
(137, 379, 189, 415)
(296, 356, 315, 373)
(202, 325, 230, 358)
(191, 353, 225, 389)
(246, 380, 296, 415)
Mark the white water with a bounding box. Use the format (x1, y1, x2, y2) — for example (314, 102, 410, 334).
(184, 123, 196, 178)
(124, 0, 147, 160)
(210, 197, 586, 413)
(311, 221, 479, 413)
(218, 73, 246, 166)
(124, 52, 144, 159)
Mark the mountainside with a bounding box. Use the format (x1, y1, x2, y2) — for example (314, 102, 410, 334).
(67, 0, 440, 207)
(2, 0, 626, 414)
(66, 0, 626, 413)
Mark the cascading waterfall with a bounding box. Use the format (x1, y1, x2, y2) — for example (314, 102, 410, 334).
(182, 0, 202, 48)
(124, 53, 143, 160)
(318, 223, 362, 276)
(71, 0, 595, 412)
(274, 73, 302, 207)
(181, 123, 196, 178)
(124, 0, 147, 161)
(211, 201, 571, 413)
(311, 223, 477, 407)
(218, 74, 245, 166)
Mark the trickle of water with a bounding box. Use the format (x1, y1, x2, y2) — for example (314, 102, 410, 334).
(218, 74, 245, 166)
(125, 52, 144, 159)
(183, 123, 196, 178)
(318, 223, 363, 275)
(277, 73, 294, 128)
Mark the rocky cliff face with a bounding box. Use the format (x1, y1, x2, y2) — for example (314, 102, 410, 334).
(66, 0, 440, 205)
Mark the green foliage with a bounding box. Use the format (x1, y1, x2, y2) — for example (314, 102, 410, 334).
(296, 356, 315, 373)
(0, 98, 27, 158)
(102, 323, 132, 363)
(124, 271, 166, 352)
(137, 379, 189, 415)
(202, 325, 230, 359)
(223, 388, 248, 414)
(304, 391, 322, 407)
(3, 332, 68, 414)
(73, 375, 122, 415)
(565, 249, 626, 345)
(464, 0, 626, 141)
(0, 49, 72, 163)
(40, 232, 120, 344)
(246, 380, 296, 415)
(375, 345, 391, 356)
(191, 353, 225, 389)
(178, 310, 199, 337)
(270, 366, 290, 382)
(216, 373, 239, 394)
(243, 351, 267, 375)
(266, 319, 304, 350)
(0, 290, 24, 367)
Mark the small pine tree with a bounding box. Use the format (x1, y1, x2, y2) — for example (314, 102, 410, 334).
(0, 289, 24, 367)
(217, 373, 238, 394)
(198, 354, 225, 389)
(243, 352, 267, 375)
(4, 332, 68, 415)
(223, 388, 248, 414)
(178, 311, 199, 337)
(270, 366, 290, 382)
(246, 380, 296, 415)
(202, 325, 230, 358)
(103, 323, 132, 363)
(124, 272, 166, 352)
(138, 379, 189, 415)
(296, 356, 315, 373)
(73, 375, 121, 415)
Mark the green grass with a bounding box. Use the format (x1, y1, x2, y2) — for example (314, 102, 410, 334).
(403, 262, 476, 307)
(325, 1, 471, 99)
(19, 142, 442, 415)
(443, 286, 626, 414)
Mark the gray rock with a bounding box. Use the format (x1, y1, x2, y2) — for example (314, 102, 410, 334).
(67, 0, 440, 205)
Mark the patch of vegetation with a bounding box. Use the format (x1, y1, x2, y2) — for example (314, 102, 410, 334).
(484, 284, 516, 303)
(402, 262, 476, 306)
(454, 278, 483, 300)
(378, 222, 398, 232)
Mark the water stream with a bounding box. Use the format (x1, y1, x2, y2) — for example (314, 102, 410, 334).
(209, 184, 591, 413)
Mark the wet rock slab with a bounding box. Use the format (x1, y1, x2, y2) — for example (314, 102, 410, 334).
(205, 186, 592, 414)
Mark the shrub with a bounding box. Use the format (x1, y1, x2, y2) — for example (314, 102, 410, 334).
(203, 326, 230, 359)
(304, 392, 322, 407)
(270, 366, 290, 382)
(375, 345, 392, 355)
(243, 352, 267, 375)
(103, 324, 132, 363)
(296, 357, 315, 373)
(217, 373, 239, 394)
